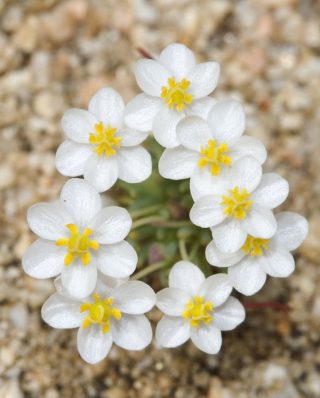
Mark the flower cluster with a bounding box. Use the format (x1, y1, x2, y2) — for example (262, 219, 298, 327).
(23, 43, 308, 364)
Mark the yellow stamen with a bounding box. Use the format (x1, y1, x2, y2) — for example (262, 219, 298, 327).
(161, 77, 193, 112)
(221, 187, 252, 220)
(182, 296, 214, 328)
(242, 235, 269, 256)
(198, 139, 232, 175)
(89, 121, 122, 157)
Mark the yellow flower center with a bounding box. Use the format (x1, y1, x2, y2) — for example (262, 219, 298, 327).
(89, 121, 122, 157)
(161, 77, 193, 112)
(55, 224, 99, 266)
(198, 139, 232, 175)
(182, 296, 214, 328)
(80, 293, 122, 334)
(221, 187, 252, 220)
(241, 235, 269, 256)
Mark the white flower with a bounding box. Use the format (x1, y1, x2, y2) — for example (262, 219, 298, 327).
(190, 157, 289, 253)
(206, 212, 308, 295)
(155, 261, 245, 354)
(55, 87, 152, 192)
(41, 275, 156, 364)
(159, 99, 266, 180)
(22, 178, 137, 299)
(124, 43, 220, 148)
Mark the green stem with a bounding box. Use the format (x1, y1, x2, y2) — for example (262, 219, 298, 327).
(132, 260, 169, 280)
(132, 215, 166, 229)
(179, 239, 189, 261)
(189, 242, 200, 261)
(130, 205, 161, 219)
(156, 220, 192, 228)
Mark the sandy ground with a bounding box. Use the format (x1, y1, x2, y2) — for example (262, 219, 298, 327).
(0, 0, 320, 397)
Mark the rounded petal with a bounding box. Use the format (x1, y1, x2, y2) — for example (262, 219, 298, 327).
(187, 62, 220, 98)
(205, 240, 245, 268)
(41, 293, 82, 329)
(27, 202, 74, 240)
(113, 281, 155, 314)
(190, 195, 225, 228)
(177, 116, 211, 151)
(213, 297, 245, 331)
(117, 128, 149, 147)
(230, 135, 267, 164)
(153, 106, 184, 148)
(124, 94, 162, 132)
(60, 178, 102, 227)
(241, 205, 277, 239)
(90, 206, 132, 244)
(156, 288, 191, 316)
(259, 248, 295, 278)
(212, 218, 247, 253)
(117, 146, 152, 183)
(228, 257, 267, 296)
(169, 261, 205, 296)
(61, 109, 96, 143)
(83, 154, 119, 193)
(112, 314, 152, 350)
(187, 97, 217, 120)
(55, 140, 92, 177)
(77, 324, 113, 364)
(190, 324, 222, 354)
(97, 241, 137, 278)
(88, 88, 124, 128)
(134, 59, 170, 97)
(159, 43, 196, 80)
(252, 173, 289, 209)
(156, 315, 190, 348)
(207, 100, 245, 143)
(159, 147, 198, 180)
(229, 157, 262, 193)
(22, 239, 64, 279)
(61, 261, 97, 299)
(274, 212, 308, 251)
(198, 274, 232, 307)
(190, 167, 228, 201)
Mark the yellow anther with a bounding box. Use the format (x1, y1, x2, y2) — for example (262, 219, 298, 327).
(221, 187, 252, 220)
(182, 296, 214, 328)
(161, 77, 193, 112)
(80, 293, 122, 333)
(198, 139, 232, 175)
(242, 235, 269, 256)
(89, 121, 122, 157)
(55, 223, 99, 266)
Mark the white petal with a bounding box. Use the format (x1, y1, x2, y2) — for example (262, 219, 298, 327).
(213, 297, 245, 331)
(155, 316, 190, 348)
(77, 324, 113, 364)
(259, 247, 295, 277)
(41, 293, 82, 329)
(241, 205, 277, 239)
(134, 59, 170, 96)
(97, 241, 137, 278)
(252, 173, 289, 209)
(159, 147, 198, 180)
(207, 100, 245, 142)
(113, 281, 155, 314)
(274, 212, 308, 251)
(187, 97, 217, 120)
(228, 257, 267, 296)
(230, 135, 267, 164)
(153, 106, 184, 148)
(212, 218, 247, 253)
(61, 109, 97, 143)
(169, 261, 205, 296)
(205, 240, 245, 267)
(22, 239, 64, 279)
(156, 288, 191, 316)
(112, 314, 152, 350)
(60, 178, 102, 227)
(88, 88, 124, 128)
(198, 274, 232, 307)
(62, 261, 97, 299)
(159, 43, 196, 80)
(229, 157, 262, 193)
(117, 127, 149, 147)
(190, 195, 225, 228)
(177, 116, 211, 151)
(90, 206, 132, 244)
(190, 324, 222, 354)
(117, 146, 152, 183)
(27, 202, 74, 240)
(84, 154, 119, 193)
(190, 168, 228, 201)
(55, 140, 92, 177)
(187, 62, 220, 98)
(124, 94, 162, 132)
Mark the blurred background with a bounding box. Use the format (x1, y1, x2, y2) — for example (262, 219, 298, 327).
(0, 0, 320, 397)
